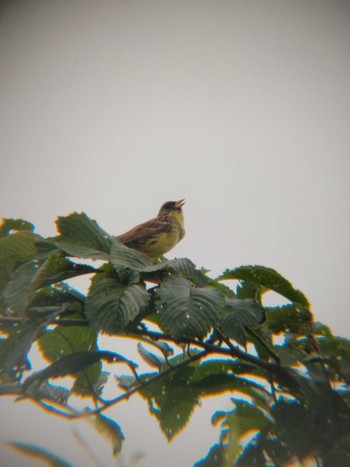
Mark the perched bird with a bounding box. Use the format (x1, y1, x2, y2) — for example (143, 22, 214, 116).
(117, 200, 185, 258)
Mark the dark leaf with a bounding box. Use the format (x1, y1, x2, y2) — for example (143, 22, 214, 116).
(219, 266, 310, 308)
(140, 364, 198, 440)
(110, 238, 152, 270)
(222, 299, 264, 346)
(86, 272, 149, 334)
(38, 326, 100, 397)
(23, 350, 129, 390)
(0, 231, 37, 263)
(265, 305, 313, 334)
(157, 275, 225, 339)
(4, 262, 38, 315)
(0, 306, 63, 382)
(55, 212, 112, 260)
(0, 218, 34, 237)
(31, 252, 95, 291)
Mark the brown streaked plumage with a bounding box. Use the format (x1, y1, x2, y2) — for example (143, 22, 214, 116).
(117, 200, 185, 258)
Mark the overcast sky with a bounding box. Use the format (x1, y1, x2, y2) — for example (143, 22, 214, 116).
(1, 1, 349, 465)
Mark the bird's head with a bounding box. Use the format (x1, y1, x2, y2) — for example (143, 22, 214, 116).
(158, 199, 185, 217)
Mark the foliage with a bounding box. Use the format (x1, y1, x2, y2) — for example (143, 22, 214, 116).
(0, 214, 349, 466)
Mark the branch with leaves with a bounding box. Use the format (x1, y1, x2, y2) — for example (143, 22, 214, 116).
(0, 214, 349, 466)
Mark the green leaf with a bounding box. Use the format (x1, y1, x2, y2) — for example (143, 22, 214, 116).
(38, 326, 100, 397)
(219, 266, 310, 308)
(142, 257, 209, 286)
(157, 275, 225, 339)
(110, 238, 152, 270)
(86, 272, 149, 334)
(31, 252, 95, 291)
(0, 306, 67, 382)
(265, 305, 313, 334)
(6, 441, 71, 467)
(211, 401, 271, 466)
(55, 212, 112, 260)
(222, 299, 264, 346)
(91, 414, 124, 455)
(23, 350, 126, 390)
(163, 258, 209, 286)
(140, 364, 198, 440)
(4, 262, 38, 315)
(0, 218, 34, 237)
(0, 231, 37, 263)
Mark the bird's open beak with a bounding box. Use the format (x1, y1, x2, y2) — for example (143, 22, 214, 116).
(175, 199, 185, 209)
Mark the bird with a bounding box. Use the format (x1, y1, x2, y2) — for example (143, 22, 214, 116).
(117, 200, 185, 258)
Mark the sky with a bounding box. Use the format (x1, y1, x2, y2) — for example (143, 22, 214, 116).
(1, 0, 349, 465)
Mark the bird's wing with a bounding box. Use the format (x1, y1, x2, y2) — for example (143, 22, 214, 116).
(117, 216, 172, 246)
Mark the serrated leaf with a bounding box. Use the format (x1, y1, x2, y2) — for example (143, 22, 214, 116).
(91, 414, 124, 455)
(4, 262, 39, 315)
(38, 326, 100, 397)
(0, 231, 37, 262)
(265, 305, 313, 334)
(219, 266, 310, 308)
(0, 218, 34, 237)
(86, 272, 149, 334)
(0, 303, 64, 382)
(24, 380, 70, 405)
(55, 212, 112, 260)
(31, 252, 95, 291)
(165, 258, 209, 286)
(142, 257, 209, 286)
(222, 299, 264, 346)
(7, 442, 71, 467)
(157, 275, 225, 339)
(110, 238, 152, 270)
(140, 364, 198, 440)
(23, 350, 126, 390)
(137, 342, 165, 369)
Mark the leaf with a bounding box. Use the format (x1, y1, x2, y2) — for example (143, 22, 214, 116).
(0, 324, 39, 381)
(86, 272, 149, 334)
(265, 305, 313, 334)
(0, 231, 37, 263)
(142, 257, 209, 286)
(23, 350, 127, 390)
(55, 212, 112, 260)
(190, 360, 245, 396)
(137, 342, 165, 369)
(0, 306, 63, 382)
(157, 275, 225, 339)
(222, 299, 264, 346)
(210, 401, 272, 466)
(24, 380, 70, 405)
(6, 441, 71, 467)
(110, 238, 152, 270)
(91, 414, 124, 455)
(38, 326, 100, 396)
(219, 266, 310, 308)
(31, 252, 95, 291)
(140, 364, 198, 440)
(3, 262, 38, 315)
(0, 218, 34, 237)
(163, 258, 209, 286)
